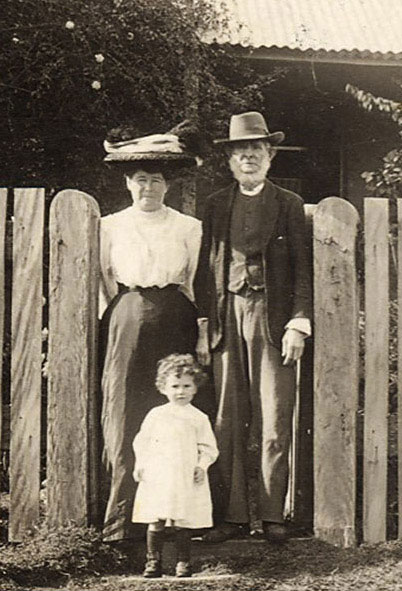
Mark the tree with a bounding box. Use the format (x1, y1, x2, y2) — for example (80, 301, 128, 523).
(1, 0, 285, 207)
(346, 83, 402, 199)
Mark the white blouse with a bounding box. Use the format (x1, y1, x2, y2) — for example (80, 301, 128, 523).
(99, 204, 202, 317)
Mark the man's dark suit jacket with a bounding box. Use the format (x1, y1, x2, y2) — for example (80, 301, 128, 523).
(195, 179, 312, 351)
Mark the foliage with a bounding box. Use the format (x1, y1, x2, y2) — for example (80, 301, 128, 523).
(1, 0, 285, 208)
(345, 83, 402, 198)
(0, 522, 127, 587)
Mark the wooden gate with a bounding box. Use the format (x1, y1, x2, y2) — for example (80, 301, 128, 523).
(0, 189, 399, 547)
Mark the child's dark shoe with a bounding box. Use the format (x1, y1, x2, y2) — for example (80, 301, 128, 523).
(143, 553, 162, 578)
(175, 561, 192, 577)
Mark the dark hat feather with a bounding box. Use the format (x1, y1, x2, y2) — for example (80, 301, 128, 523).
(168, 120, 204, 158)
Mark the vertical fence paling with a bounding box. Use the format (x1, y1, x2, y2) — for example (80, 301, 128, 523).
(0, 190, 6, 453)
(47, 190, 100, 528)
(398, 199, 402, 540)
(10, 189, 44, 542)
(363, 199, 389, 544)
(313, 197, 359, 548)
(290, 203, 316, 528)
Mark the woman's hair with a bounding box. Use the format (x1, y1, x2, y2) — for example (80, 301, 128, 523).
(111, 160, 174, 180)
(155, 354, 206, 392)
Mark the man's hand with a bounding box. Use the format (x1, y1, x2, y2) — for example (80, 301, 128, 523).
(281, 328, 305, 365)
(194, 466, 205, 484)
(133, 467, 144, 482)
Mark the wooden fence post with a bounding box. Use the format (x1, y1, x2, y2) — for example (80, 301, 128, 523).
(313, 197, 359, 547)
(364, 198, 389, 543)
(48, 190, 100, 528)
(10, 189, 44, 541)
(398, 199, 402, 540)
(0, 190, 6, 454)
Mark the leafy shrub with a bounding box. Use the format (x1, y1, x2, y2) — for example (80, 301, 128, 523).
(346, 83, 402, 199)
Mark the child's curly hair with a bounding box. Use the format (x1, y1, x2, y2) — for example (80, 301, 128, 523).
(155, 353, 206, 392)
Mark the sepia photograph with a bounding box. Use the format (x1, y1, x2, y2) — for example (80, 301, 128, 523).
(0, 0, 401, 589)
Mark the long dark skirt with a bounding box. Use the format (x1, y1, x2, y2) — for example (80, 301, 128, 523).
(100, 286, 198, 541)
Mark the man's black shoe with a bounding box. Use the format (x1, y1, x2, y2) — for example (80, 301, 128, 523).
(201, 522, 248, 542)
(262, 521, 288, 543)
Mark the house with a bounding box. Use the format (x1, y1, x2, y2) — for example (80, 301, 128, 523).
(201, 0, 402, 208)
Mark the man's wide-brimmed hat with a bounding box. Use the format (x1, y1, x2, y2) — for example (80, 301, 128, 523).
(214, 111, 285, 146)
(104, 121, 200, 168)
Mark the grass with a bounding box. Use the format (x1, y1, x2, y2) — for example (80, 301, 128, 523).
(1, 527, 402, 591)
(0, 522, 127, 590)
(59, 538, 402, 591)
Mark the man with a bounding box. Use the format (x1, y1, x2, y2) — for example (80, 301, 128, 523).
(195, 111, 312, 542)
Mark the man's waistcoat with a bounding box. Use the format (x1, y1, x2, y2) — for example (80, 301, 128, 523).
(228, 188, 265, 292)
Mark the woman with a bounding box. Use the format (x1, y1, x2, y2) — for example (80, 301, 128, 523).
(99, 126, 202, 542)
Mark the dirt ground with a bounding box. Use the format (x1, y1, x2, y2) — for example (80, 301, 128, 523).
(2, 536, 402, 591)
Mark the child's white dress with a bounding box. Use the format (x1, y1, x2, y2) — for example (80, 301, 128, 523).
(132, 402, 219, 528)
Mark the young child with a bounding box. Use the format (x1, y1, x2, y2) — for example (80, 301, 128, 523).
(132, 353, 219, 578)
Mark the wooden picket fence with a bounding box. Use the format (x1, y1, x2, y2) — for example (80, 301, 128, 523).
(0, 189, 398, 547)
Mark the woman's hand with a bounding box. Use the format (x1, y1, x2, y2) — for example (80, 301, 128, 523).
(133, 467, 144, 482)
(196, 319, 211, 366)
(196, 335, 211, 366)
(194, 466, 205, 484)
(195, 318, 211, 365)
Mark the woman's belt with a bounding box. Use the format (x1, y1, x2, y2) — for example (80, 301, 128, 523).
(117, 282, 180, 294)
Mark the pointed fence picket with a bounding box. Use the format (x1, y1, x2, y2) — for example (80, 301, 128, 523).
(0, 189, 399, 547)
(47, 190, 100, 529)
(313, 197, 359, 547)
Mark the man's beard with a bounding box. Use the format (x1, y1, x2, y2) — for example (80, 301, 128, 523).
(229, 156, 271, 191)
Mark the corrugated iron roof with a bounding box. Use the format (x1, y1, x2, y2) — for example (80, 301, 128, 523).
(202, 0, 402, 58)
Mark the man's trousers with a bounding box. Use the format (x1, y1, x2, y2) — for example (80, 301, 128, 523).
(212, 288, 296, 524)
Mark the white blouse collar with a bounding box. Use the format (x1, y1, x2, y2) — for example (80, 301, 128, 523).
(129, 203, 169, 222)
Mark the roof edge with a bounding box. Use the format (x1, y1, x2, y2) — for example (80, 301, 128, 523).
(208, 42, 402, 67)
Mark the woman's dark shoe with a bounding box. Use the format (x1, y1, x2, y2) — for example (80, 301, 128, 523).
(143, 553, 162, 578)
(201, 522, 248, 542)
(262, 521, 288, 543)
(176, 561, 192, 577)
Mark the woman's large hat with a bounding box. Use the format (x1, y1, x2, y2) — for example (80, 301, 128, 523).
(104, 121, 200, 167)
(214, 111, 285, 145)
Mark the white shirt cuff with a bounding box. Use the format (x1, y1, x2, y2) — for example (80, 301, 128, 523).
(285, 318, 312, 338)
(197, 457, 212, 471)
